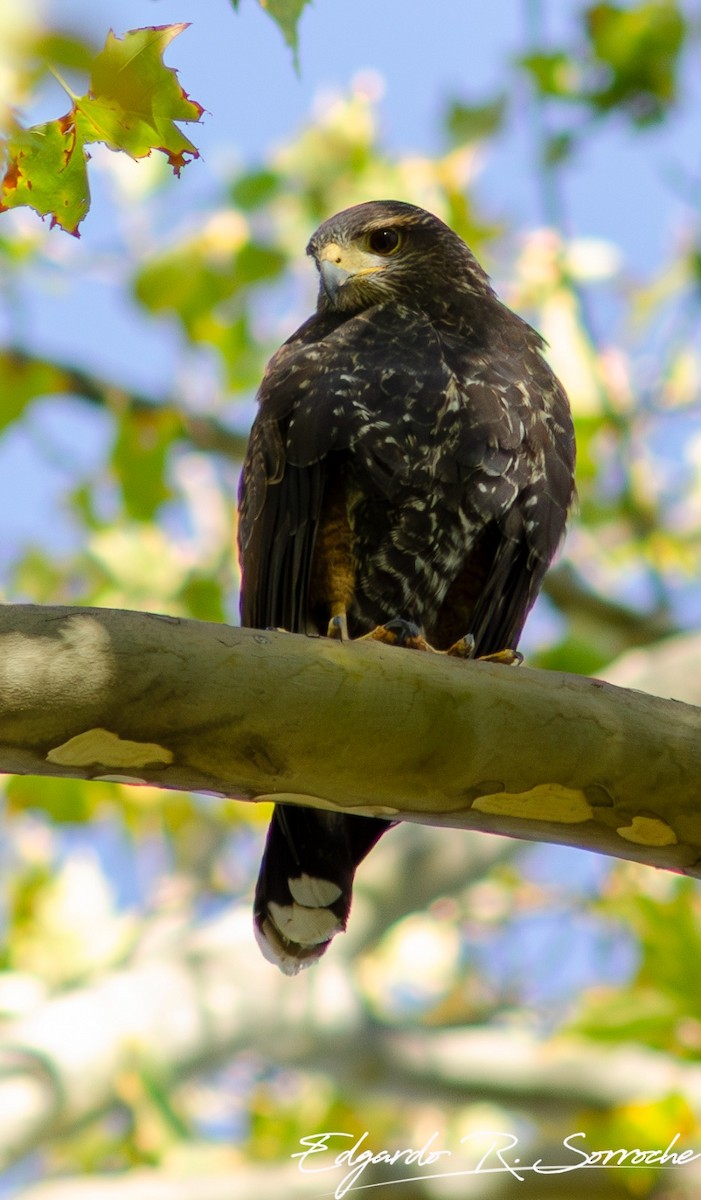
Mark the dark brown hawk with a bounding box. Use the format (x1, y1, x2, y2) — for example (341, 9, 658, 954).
(238, 199, 575, 974)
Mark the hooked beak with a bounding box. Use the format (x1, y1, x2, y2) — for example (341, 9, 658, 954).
(316, 242, 386, 304)
(319, 258, 352, 303)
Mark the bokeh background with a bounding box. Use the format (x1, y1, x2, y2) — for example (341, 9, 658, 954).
(1, 1, 701, 1196)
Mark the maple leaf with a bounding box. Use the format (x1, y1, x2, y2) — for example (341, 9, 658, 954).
(0, 24, 202, 235)
(0, 116, 89, 236)
(79, 25, 204, 174)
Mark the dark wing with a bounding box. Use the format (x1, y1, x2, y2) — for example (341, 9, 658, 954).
(429, 315, 575, 654)
(238, 303, 450, 632)
(239, 313, 338, 633)
(239, 431, 325, 633)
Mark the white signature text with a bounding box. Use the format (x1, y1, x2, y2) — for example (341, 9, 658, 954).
(291, 1129, 701, 1198)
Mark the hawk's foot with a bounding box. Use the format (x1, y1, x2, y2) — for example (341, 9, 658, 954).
(360, 618, 433, 651)
(327, 613, 349, 641)
(477, 648, 523, 666)
(446, 634, 476, 658)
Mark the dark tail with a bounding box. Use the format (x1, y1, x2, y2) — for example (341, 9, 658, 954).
(254, 806, 391, 974)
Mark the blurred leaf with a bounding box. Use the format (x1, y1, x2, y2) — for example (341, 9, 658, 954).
(535, 635, 613, 675)
(177, 574, 227, 622)
(134, 246, 233, 330)
(6, 775, 100, 822)
(33, 28, 98, 75)
(445, 96, 506, 144)
(133, 234, 286, 375)
(11, 548, 72, 603)
(688, 245, 701, 290)
(235, 241, 287, 285)
(585, 1, 686, 123)
(213, 311, 266, 389)
(519, 51, 579, 98)
(231, 0, 311, 61)
(544, 129, 575, 165)
(112, 407, 177, 520)
(0, 349, 74, 426)
(230, 167, 282, 209)
(578, 1096, 697, 1193)
(573, 879, 701, 1057)
(136, 1067, 193, 1141)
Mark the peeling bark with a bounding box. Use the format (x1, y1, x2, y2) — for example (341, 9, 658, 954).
(0, 603, 699, 874)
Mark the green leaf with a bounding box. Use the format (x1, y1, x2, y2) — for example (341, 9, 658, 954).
(0, 349, 77, 425)
(573, 879, 701, 1056)
(33, 29, 98, 75)
(445, 96, 506, 145)
(0, 24, 202, 235)
(6, 775, 101, 823)
(133, 237, 286, 346)
(230, 168, 282, 210)
(689, 246, 701, 290)
(519, 51, 579, 98)
(544, 130, 575, 165)
(585, 1, 686, 123)
(0, 117, 90, 236)
(177, 575, 227, 622)
(82, 25, 203, 173)
(231, 0, 310, 63)
(112, 408, 177, 521)
(235, 241, 287, 285)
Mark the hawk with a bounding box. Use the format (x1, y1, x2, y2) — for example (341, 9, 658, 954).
(238, 200, 575, 974)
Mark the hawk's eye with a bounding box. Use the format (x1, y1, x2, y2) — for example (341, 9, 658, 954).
(368, 228, 401, 255)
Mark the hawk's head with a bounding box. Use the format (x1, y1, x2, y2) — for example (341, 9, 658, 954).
(307, 199, 493, 316)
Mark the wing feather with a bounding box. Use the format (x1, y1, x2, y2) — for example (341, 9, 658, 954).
(430, 321, 575, 654)
(238, 302, 448, 632)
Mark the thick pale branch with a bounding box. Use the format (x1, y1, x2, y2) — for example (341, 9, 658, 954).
(0, 604, 700, 874)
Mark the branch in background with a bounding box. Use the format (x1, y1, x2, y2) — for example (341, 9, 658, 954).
(0, 346, 250, 461)
(3, 900, 701, 1171)
(601, 628, 701, 707)
(543, 562, 677, 649)
(344, 821, 519, 956)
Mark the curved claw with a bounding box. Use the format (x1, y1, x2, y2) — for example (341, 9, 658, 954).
(362, 619, 432, 650)
(327, 613, 349, 640)
(446, 634, 476, 658)
(477, 648, 523, 666)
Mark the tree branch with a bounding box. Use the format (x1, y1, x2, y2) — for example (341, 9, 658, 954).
(0, 347, 250, 460)
(602, 629, 701, 706)
(543, 562, 676, 649)
(0, 604, 700, 876)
